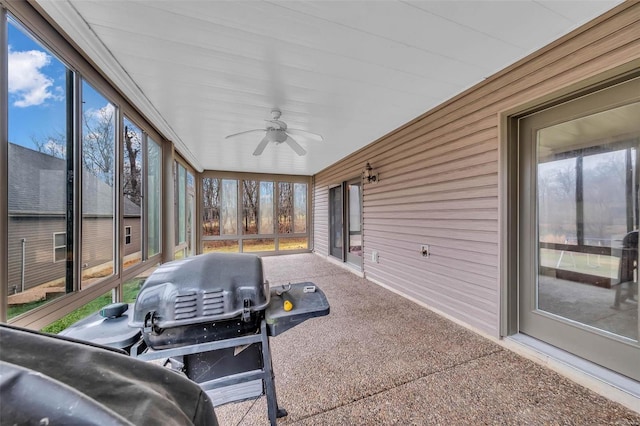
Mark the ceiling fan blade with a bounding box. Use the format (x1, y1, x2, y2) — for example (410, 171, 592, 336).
(286, 128, 323, 142)
(285, 136, 307, 156)
(225, 129, 264, 139)
(253, 136, 270, 156)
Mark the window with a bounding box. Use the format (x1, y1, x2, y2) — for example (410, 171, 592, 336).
(53, 233, 66, 263)
(221, 179, 238, 235)
(278, 182, 293, 233)
(201, 174, 310, 254)
(7, 16, 73, 317)
(243, 180, 259, 235)
(259, 181, 274, 234)
(294, 183, 307, 233)
(123, 117, 142, 268)
(174, 160, 195, 259)
(81, 80, 116, 288)
(3, 7, 165, 328)
(202, 177, 220, 236)
(186, 171, 195, 257)
(147, 137, 161, 257)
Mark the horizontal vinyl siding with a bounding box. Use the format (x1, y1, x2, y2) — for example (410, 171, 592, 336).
(82, 218, 115, 269)
(313, 4, 640, 336)
(8, 218, 66, 292)
(313, 184, 329, 256)
(124, 218, 142, 256)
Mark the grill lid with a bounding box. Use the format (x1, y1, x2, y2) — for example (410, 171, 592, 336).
(130, 253, 269, 330)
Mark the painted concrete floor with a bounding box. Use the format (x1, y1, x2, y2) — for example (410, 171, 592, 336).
(214, 254, 640, 425)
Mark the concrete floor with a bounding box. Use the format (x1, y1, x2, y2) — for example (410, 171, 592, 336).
(215, 253, 640, 425)
(539, 275, 638, 340)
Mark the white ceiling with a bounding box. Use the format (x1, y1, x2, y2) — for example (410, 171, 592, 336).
(35, 0, 621, 175)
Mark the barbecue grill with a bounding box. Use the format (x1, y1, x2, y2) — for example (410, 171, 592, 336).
(63, 252, 330, 425)
(130, 252, 270, 349)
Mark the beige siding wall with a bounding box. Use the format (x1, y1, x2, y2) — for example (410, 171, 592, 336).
(7, 216, 141, 294)
(82, 218, 116, 270)
(312, 184, 329, 255)
(124, 217, 142, 257)
(313, 4, 640, 336)
(7, 217, 66, 292)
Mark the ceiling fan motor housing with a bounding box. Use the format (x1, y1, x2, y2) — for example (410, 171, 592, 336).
(267, 129, 288, 143)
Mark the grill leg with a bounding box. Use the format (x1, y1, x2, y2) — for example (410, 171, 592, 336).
(260, 321, 287, 425)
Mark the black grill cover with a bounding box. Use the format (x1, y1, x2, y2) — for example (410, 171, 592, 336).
(0, 324, 218, 426)
(130, 253, 269, 347)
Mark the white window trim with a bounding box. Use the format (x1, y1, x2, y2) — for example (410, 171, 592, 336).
(53, 232, 66, 263)
(125, 226, 132, 245)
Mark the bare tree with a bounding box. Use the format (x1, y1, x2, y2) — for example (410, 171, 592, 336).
(243, 180, 258, 233)
(32, 106, 142, 207)
(583, 152, 627, 241)
(202, 178, 220, 236)
(278, 182, 293, 233)
(32, 131, 66, 159)
(123, 124, 142, 205)
(82, 105, 115, 186)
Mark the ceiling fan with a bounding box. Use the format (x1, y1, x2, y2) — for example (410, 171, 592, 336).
(225, 109, 323, 156)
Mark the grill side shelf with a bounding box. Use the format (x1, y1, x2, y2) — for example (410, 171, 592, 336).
(265, 282, 330, 337)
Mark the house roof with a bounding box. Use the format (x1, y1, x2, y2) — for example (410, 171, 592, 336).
(8, 143, 141, 217)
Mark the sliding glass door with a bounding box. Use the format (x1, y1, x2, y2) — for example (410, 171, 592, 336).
(518, 76, 639, 380)
(329, 179, 363, 269)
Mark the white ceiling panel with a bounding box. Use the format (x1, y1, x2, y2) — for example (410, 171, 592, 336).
(35, 0, 622, 174)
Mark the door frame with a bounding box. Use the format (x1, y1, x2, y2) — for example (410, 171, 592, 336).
(328, 183, 344, 261)
(502, 69, 640, 381)
(345, 178, 363, 268)
(328, 178, 363, 270)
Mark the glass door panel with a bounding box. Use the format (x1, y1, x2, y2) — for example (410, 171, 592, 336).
(537, 135, 637, 340)
(329, 185, 343, 259)
(346, 180, 362, 267)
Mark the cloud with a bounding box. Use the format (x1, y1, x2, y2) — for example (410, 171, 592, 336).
(85, 103, 116, 122)
(42, 138, 67, 158)
(8, 46, 62, 107)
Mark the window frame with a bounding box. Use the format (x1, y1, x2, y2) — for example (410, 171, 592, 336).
(1, 3, 168, 328)
(501, 69, 640, 381)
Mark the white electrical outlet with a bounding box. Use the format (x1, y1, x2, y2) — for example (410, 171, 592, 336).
(371, 250, 379, 263)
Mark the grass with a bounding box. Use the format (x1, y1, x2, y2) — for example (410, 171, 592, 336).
(203, 237, 308, 254)
(8, 299, 56, 319)
(540, 248, 620, 279)
(39, 278, 144, 334)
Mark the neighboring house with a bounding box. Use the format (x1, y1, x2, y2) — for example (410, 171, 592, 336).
(7, 143, 141, 295)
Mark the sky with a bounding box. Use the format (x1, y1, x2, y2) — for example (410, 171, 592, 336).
(7, 17, 111, 152)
